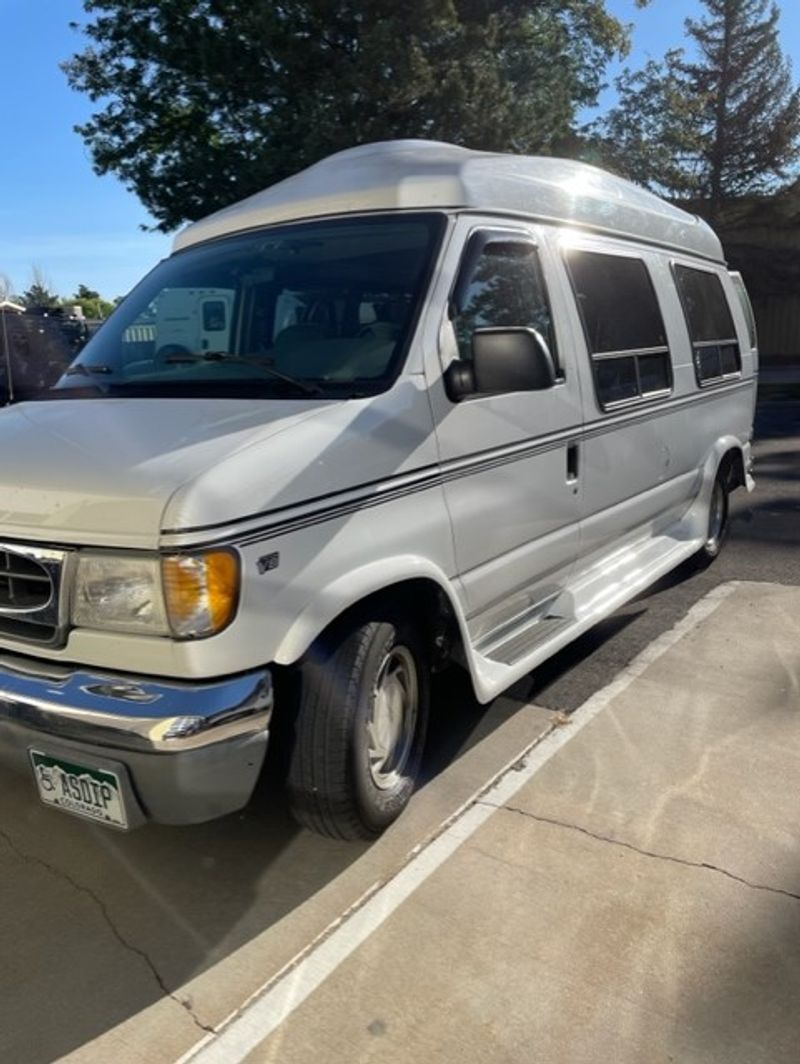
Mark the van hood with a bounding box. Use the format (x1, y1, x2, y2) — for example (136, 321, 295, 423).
(0, 399, 335, 548)
(0, 388, 435, 548)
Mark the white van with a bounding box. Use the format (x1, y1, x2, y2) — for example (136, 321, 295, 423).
(0, 141, 756, 839)
(151, 286, 235, 355)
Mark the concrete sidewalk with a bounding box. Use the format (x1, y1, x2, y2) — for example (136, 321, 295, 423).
(210, 582, 800, 1064)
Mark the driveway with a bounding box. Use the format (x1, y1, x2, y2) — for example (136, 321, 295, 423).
(0, 392, 797, 1063)
(192, 582, 800, 1064)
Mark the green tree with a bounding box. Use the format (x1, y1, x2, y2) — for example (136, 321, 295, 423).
(67, 285, 115, 319)
(64, 0, 643, 232)
(686, 0, 800, 208)
(22, 267, 60, 309)
(587, 50, 706, 197)
(592, 0, 800, 210)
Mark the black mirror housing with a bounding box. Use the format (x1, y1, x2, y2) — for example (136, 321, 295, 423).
(472, 327, 557, 394)
(443, 359, 475, 402)
(444, 328, 557, 402)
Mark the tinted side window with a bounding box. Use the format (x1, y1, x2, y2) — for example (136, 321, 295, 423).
(453, 238, 557, 371)
(565, 250, 671, 408)
(729, 271, 757, 349)
(674, 265, 741, 385)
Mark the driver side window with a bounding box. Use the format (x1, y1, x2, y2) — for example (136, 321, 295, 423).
(452, 236, 558, 372)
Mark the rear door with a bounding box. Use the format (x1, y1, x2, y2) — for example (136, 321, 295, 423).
(558, 242, 690, 559)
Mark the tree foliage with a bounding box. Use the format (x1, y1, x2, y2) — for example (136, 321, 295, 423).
(22, 267, 60, 310)
(64, 0, 638, 231)
(22, 284, 59, 309)
(588, 50, 706, 197)
(69, 285, 116, 319)
(592, 0, 800, 208)
(12, 272, 114, 318)
(685, 0, 800, 205)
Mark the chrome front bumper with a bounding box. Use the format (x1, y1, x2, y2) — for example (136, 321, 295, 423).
(0, 654, 273, 825)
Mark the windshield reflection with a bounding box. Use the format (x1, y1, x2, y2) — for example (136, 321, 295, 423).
(41, 214, 444, 402)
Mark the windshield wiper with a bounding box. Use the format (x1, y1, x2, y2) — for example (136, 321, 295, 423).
(64, 363, 114, 375)
(164, 351, 322, 396)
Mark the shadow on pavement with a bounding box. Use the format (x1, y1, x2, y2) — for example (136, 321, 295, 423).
(679, 894, 800, 1064)
(0, 655, 540, 1063)
(527, 609, 647, 706)
(0, 768, 352, 1062)
(3, 396, 797, 1061)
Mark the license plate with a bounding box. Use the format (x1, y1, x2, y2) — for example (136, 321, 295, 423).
(29, 750, 128, 829)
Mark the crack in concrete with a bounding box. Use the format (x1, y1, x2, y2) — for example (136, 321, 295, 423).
(0, 827, 215, 1034)
(481, 802, 800, 904)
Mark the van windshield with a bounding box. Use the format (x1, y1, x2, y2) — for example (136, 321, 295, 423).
(38, 213, 445, 401)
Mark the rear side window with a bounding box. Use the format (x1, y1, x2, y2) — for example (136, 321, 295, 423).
(729, 271, 757, 349)
(565, 250, 671, 408)
(674, 265, 741, 385)
(452, 236, 558, 373)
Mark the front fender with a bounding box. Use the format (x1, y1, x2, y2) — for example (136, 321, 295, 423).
(272, 555, 469, 666)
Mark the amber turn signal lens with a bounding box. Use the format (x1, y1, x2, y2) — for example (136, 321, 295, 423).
(162, 550, 240, 638)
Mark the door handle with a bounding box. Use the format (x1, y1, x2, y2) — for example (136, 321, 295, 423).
(566, 441, 579, 485)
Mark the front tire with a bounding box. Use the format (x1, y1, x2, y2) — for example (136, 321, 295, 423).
(286, 616, 429, 840)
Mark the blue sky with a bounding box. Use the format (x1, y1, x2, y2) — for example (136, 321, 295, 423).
(1, 1, 799, 301)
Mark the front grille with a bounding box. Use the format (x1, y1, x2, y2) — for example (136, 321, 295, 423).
(0, 550, 52, 610)
(0, 543, 66, 645)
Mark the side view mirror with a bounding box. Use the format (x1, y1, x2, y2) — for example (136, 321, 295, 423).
(444, 327, 557, 402)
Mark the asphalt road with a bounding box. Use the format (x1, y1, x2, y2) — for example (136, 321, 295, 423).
(0, 390, 796, 1063)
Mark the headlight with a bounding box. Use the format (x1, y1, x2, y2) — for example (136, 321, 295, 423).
(72, 550, 239, 638)
(73, 553, 168, 635)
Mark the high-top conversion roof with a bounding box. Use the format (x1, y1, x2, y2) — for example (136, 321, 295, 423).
(174, 140, 723, 262)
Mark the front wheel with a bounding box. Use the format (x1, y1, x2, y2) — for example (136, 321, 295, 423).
(286, 616, 430, 840)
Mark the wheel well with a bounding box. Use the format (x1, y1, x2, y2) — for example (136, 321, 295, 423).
(718, 447, 746, 492)
(313, 578, 463, 671)
(268, 578, 464, 788)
